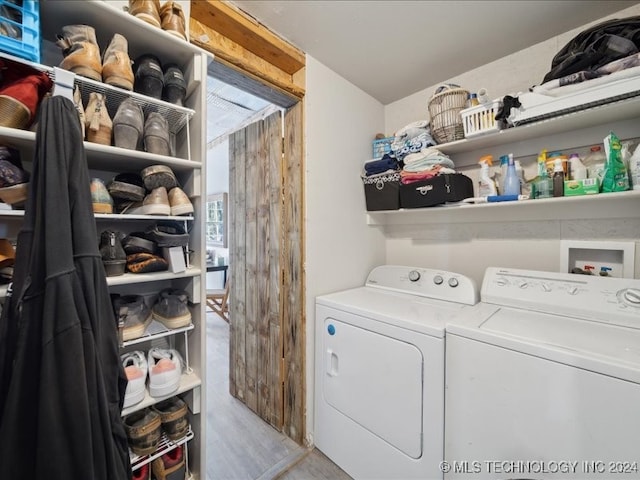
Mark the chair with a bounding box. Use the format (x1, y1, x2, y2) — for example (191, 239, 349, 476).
(206, 278, 229, 322)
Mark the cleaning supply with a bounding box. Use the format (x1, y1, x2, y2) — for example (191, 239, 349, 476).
(498, 154, 509, 194)
(552, 158, 565, 197)
(628, 142, 640, 190)
(502, 153, 521, 196)
(514, 160, 530, 196)
(583, 145, 606, 180)
(533, 149, 553, 199)
(462, 194, 529, 203)
(602, 131, 629, 193)
(569, 153, 587, 180)
(600, 266, 612, 277)
(477, 155, 498, 197)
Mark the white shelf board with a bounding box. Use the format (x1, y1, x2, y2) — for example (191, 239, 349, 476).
(121, 321, 195, 348)
(367, 190, 640, 226)
(121, 371, 202, 417)
(435, 96, 640, 161)
(95, 213, 195, 221)
(107, 268, 202, 287)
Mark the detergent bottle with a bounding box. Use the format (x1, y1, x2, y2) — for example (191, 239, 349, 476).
(478, 155, 498, 197)
(602, 132, 630, 193)
(534, 149, 553, 199)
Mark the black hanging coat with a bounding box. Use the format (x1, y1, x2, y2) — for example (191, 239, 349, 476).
(0, 96, 131, 479)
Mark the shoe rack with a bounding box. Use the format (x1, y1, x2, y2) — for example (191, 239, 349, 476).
(0, 1, 208, 478)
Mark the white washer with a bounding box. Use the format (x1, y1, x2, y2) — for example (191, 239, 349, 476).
(445, 267, 640, 479)
(315, 265, 478, 480)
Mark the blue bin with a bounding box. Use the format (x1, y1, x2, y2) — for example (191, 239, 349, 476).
(0, 0, 40, 63)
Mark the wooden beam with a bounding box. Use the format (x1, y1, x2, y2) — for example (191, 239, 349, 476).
(190, 18, 305, 100)
(190, 0, 305, 75)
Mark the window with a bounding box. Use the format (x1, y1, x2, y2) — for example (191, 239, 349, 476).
(206, 192, 228, 247)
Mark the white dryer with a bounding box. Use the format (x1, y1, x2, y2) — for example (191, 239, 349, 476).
(445, 267, 640, 479)
(315, 265, 478, 480)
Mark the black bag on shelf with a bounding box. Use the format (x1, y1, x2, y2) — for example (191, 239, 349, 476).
(362, 171, 400, 211)
(400, 173, 474, 208)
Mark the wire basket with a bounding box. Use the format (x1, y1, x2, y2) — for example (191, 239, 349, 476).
(428, 86, 469, 144)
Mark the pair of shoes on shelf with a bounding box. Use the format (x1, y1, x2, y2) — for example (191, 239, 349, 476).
(132, 445, 186, 480)
(119, 186, 192, 217)
(121, 348, 185, 405)
(127, 252, 169, 273)
(128, 0, 187, 42)
(0, 57, 53, 130)
(0, 146, 29, 206)
(112, 293, 153, 342)
(56, 25, 134, 90)
(91, 178, 114, 214)
(134, 53, 186, 106)
(113, 100, 172, 155)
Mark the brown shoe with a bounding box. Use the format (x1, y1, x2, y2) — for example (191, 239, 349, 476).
(168, 187, 192, 216)
(73, 85, 85, 138)
(123, 408, 162, 456)
(151, 396, 189, 440)
(56, 25, 102, 82)
(102, 34, 134, 91)
(129, 0, 161, 28)
(85, 92, 112, 145)
(143, 112, 171, 156)
(160, 2, 186, 41)
(142, 186, 171, 215)
(141, 164, 177, 191)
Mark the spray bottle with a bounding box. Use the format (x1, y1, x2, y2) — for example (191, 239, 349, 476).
(533, 149, 553, 199)
(503, 153, 521, 196)
(478, 155, 498, 197)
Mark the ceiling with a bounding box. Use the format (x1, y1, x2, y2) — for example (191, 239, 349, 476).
(231, 0, 638, 104)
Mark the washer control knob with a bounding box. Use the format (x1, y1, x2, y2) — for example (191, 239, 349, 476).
(448, 277, 459, 288)
(408, 270, 421, 282)
(541, 283, 551, 292)
(623, 288, 640, 305)
(568, 286, 579, 296)
(518, 281, 528, 289)
(434, 275, 444, 285)
(496, 278, 507, 287)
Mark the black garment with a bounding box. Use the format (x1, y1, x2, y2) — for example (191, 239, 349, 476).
(0, 96, 131, 479)
(542, 16, 640, 83)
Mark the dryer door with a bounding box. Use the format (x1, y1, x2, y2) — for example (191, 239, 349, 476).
(321, 317, 424, 458)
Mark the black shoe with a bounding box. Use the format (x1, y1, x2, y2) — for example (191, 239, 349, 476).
(122, 231, 157, 255)
(162, 63, 186, 106)
(152, 288, 191, 328)
(146, 220, 189, 247)
(134, 53, 164, 99)
(99, 230, 127, 276)
(108, 172, 146, 202)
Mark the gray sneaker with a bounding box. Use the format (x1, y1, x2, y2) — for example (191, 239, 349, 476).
(113, 294, 153, 341)
(152, 288, 191, 329)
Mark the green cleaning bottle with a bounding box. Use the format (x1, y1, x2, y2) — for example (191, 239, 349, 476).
(602, 132, 630, 193)
(534, 149, 553, 199)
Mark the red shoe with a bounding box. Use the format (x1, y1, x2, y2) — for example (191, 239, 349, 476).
(152, 445, 186, 480)
(131, 463, 150, 480)
(0, 59, 53, 129)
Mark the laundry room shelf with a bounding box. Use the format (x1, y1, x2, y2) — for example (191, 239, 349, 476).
(106, 268, 202, 287)
(121, 321, 195, 348)
(130, 427, 194, 472)
(94, 213, 195, 221)
(367, 190, 640, 226)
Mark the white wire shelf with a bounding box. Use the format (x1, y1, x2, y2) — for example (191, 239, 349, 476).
(121, 371, 201, 417)
(130, 427, 194, 471)
(121, 320, 195, 348)
(106, 268, 202, 287)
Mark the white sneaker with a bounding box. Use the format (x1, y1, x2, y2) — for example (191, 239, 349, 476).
(122, 351, 148, 408)
(147, 347, 183, 397)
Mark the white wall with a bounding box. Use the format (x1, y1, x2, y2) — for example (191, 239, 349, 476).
(304, 55, 386, 443)
(381, 3, 640, 287)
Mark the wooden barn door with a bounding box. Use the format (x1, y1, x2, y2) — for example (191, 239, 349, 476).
(228, 110, 284, 429)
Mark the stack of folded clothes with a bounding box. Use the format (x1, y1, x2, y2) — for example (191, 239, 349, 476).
(363, 153, 400, 176)
(390, 120, 436, 161)
(400, 147, 456, 185)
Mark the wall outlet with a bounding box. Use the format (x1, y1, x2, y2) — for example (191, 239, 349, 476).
(560, 240, 635, 278)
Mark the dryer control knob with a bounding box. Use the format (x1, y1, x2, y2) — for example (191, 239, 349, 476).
(433, 275, 443, 285)
(448, 277, 459, 288)
(496, 278, 507, 286)
(408, 270, 421, 282)
(540, 283, 551, 292)
(568, 286, 579, 296)
(518, 281, 528, 289)
(623, 288, 640, 305)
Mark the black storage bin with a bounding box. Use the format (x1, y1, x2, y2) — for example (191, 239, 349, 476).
(362, 171, 400, 211)
(400, 173, 474, 208)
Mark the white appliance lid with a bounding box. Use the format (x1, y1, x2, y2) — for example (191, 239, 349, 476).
(317, 286, 469, 337)
(449, 305, 640, 383)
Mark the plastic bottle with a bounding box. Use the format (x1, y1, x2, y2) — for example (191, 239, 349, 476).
(503, 153, 521, 196)
(498, 154, 509, 195)
(628, 143, 640, 190)
(514, 160, 530, 196)
(583, 145, 606, 181)
(569, 153, 587, 180)
(534, 149, 553, 199)
(468, 93, 480, 107)
(553, 158, 565, 197)
(477, 155, 498, 197)
(602, 132, 630, 192)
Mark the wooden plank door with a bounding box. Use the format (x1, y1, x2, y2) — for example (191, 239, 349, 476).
(229, 110, 284, 429)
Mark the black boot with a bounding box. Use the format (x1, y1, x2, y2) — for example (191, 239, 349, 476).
(99, 230, 127, 276)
